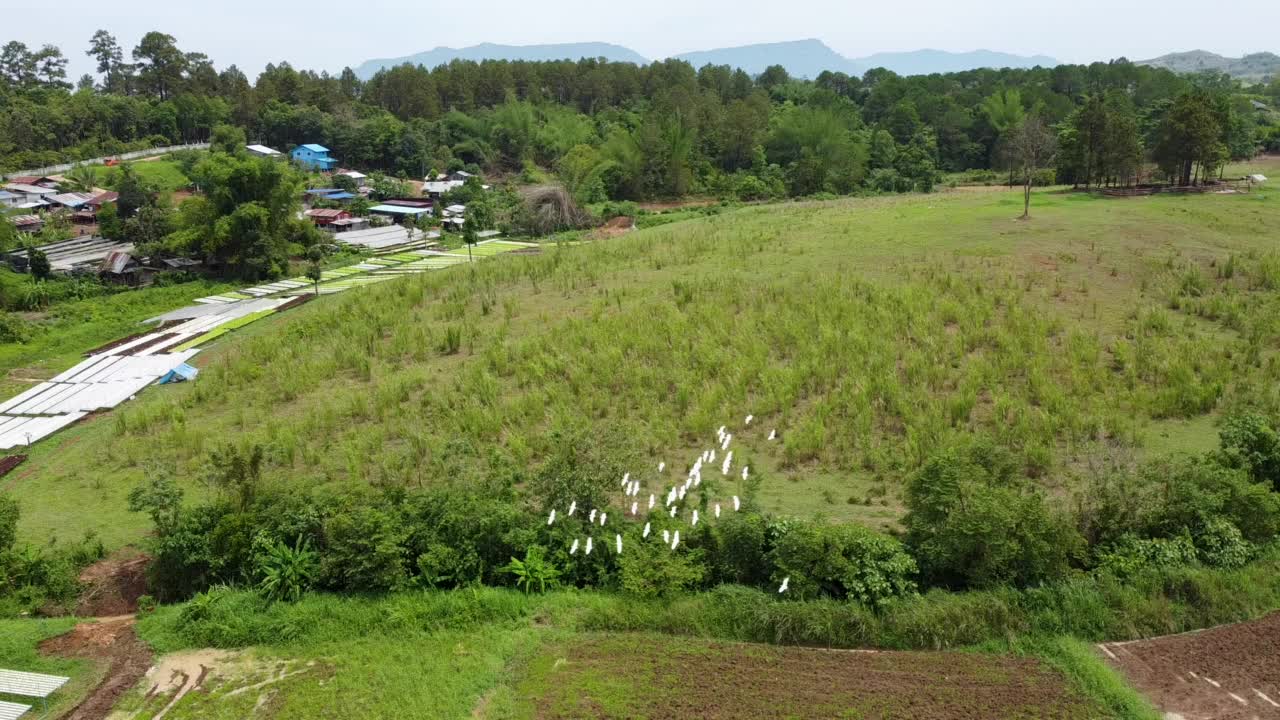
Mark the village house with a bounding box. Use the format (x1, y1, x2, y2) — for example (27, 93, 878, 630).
(290, 144, 337, 171)
(0, 190, 20, 208)
(334, 169, 368, 188)
(3, 183, 57, 205)
(304, 208, 352, 228)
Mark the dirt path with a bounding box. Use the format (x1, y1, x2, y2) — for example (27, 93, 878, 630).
(1100, 612, 1280, 720)
(41, 616, 154, 720)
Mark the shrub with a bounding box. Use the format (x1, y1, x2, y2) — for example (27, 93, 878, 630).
(255, 534, 319, 602)
(320, 504, 408, 592)
(618, 541, 706, 598)
(0, 494, 17, 552)
(767, 522, 918, 607)
(1218, 411, 1280, 490)
(906, 442, 1083, 589)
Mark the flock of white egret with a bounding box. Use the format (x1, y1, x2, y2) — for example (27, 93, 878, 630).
(548, 416, 791, 593)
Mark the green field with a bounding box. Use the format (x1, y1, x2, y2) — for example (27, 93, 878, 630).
(91, 158, 192, 193)
(8, 162, 1280, 548)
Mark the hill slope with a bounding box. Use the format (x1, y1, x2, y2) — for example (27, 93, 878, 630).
(10, 168, 1280, 549)
(354, 42, 649, 78)
(1138, 50, 1280, 81)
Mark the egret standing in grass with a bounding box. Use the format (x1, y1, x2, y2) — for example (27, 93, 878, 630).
(570, 539, 579, 555)
(741, 466, 749, 481)
(778, 576, 790, 593)
(568, 501, 577, 516)
(663, 529, 670, 544)
(620, 472, 630, 488)
(649, 494, 656, 510)
(691, 509, 699, 526)
(733, 496, 740, 511)
(585, 537, 593, 555)
(768, 429, 776, 441)
(714, 504, 721, 518)
(616, 534, 623, 553)
(745, 414, 753, 425)
(658, 462, 665, 473)
(630, 501, 638, 515)
(589, 508, 597, 523)
(671, 531, 680, 550)
(547, 509, 556, 525)
(643, 522, 651, 538)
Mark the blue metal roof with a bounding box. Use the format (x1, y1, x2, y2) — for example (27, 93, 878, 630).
(324, 192, 356, 200)
(299, 144, 330, 153)
(305, 188, 341, 194)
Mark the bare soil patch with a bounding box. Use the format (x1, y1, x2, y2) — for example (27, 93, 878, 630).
(76, 549, 151, 617)
(40, 617, 154, 720)
(524, 634, 1100, 719)
(1100, 611, 1280, 720)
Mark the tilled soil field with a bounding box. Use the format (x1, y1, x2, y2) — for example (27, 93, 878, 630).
(517, 634, 1102, 720)
(1100, 612, 1280, 720)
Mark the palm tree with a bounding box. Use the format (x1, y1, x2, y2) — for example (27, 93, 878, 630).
(64, 164, 99, 193)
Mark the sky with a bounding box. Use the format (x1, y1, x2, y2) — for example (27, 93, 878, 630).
(7, 0, 1278, 80)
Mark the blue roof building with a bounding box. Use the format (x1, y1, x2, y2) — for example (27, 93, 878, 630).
(291, 144, 337, 171)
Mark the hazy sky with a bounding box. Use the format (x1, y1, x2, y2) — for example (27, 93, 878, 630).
(8, 0, 1278, 79)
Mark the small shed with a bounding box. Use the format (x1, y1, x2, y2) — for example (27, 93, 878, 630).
(335, 169, 368, 187)
(99, 250, 148, 286)
(11, 215, 43, 234)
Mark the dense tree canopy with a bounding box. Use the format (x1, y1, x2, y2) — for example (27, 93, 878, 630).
(1, 31, 1274, 198)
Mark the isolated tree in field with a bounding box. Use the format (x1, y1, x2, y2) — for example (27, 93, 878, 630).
(306, 246, 324, 295)
(114, 164, 150, 218)
(1009, 115, 1056, 220)
(462, 220, 477, 262)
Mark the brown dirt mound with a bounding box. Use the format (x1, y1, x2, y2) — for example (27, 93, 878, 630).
(41, 617, 154, 720)
(76, 550, 151, 617)
(524, 634, 1101, 719)
(1100, 612, 1280, 720)
(592, 216, 635, 240)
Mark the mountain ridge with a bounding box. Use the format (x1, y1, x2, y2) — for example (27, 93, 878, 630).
(354, 39, 1059, 79)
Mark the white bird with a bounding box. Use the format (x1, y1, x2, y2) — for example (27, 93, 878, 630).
(589, 508, 597, 523)
(715, 504, 721, 518)
(666, 489, 676, 506)
(778, 576, 790, 593)
(658, 461, 665, 472)
(742, 466, 749, 481)
(643, 522, 651, 538)
(692, 509, 699, 526)
(768, 429, 776, 441)
(718, 425, 726, 437)
(599, 512, 607, 526)
(616, 534, 623, 554)
(568, 501, 577, 516)
(663, 529, 670, 544)
(721, 434, 732, 450)
(585, 537, 594, 555)
(733, 496, 740, 511)
(745, 414, 753, 425)
(570, 538, 579, 555)
(648, 494, 656, 510)
(630, 501, 638, 516)
(670, 506, 678, 517)
(710, 450, 716, 462)
(621, 472, 630, 488)
(671, 531, 680, 550)
(547, 509, 557, 525)
(678, 486, 687, 500)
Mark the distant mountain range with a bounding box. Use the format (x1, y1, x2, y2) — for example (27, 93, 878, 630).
(354, 42, 648, 78)
(1137, 50, 1280, 82)
(354, 39, 1058, 79)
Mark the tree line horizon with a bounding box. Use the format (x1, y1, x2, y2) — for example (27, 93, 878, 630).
(1, 31, 1277, 199)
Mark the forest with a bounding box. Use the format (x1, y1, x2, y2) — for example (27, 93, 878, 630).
(2, 31, 1279, 201)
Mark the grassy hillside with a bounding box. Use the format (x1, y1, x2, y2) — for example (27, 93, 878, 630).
(7, 166, 1280, 549)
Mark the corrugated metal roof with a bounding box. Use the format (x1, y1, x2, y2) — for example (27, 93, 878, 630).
(4, 183, 55, 195)
(10, 215, 41, 226)
(299, 144, 330, 153)
(246, 144, 281, 155)
(0, 668, 71, 698)
(369, 204, 430, 215)
(0, 699, 31, 720)
(101, 250, 135, 274)
(47, 192, 94, 208)
(305, 208, 347, 219)
(0, 191, 17, 199)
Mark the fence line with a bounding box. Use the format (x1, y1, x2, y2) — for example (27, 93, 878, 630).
(1, 143, 210, 181)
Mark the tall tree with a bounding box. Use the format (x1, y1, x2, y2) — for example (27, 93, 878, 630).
(981, 89, 1026, 185)
(133, 32, 187, 100)
(1154, 90, 1224, 186)
(0, 41, 36, 87)
(32, 45, 69, 88)
(87, 30, 130, 93)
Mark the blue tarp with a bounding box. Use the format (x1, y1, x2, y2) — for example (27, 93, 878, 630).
(159, 363, 199, 384)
